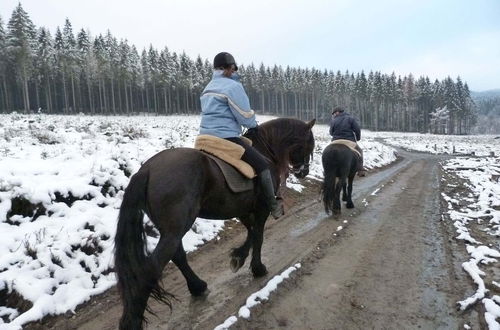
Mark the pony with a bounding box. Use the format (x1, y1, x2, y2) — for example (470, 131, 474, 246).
(114, 117, 316, 329)
(321, 143, 359, 214)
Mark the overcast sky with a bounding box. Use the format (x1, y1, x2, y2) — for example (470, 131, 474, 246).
(1, 0, 499, 91)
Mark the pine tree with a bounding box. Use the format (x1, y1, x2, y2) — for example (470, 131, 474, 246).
(105, 30, 119, 114)
(0, 16, 9, 111)
(62, 18, 78, 112)
(77, 28, 96, 114)
(35, 27, 55, 113)
(6, 3, 37, 111)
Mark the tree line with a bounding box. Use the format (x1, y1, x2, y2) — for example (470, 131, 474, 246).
(0, 4, 477, 134)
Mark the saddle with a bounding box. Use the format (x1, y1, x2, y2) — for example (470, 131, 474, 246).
(194, 135, 255, 193)
(330, 139, 362, 158)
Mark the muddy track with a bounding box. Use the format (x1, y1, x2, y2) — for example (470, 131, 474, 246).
(27, 150, 474, 329)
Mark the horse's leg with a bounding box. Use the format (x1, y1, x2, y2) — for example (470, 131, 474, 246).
(119, 233, 181, 330)
(333, 177, 343, 214)
(230, 217, 253, 273)
(172, 241, 207, 296)
(346, 173, 355, 209)
(250, 209, 269, 277)
(342, 182, 348, 202)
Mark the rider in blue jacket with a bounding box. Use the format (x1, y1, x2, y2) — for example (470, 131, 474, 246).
(329, 106, 366, 176)
(200, 52, 284, 219)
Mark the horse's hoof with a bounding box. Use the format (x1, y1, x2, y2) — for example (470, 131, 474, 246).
(188, 280, 208, 296)
(332, 209, 341, 215)
(251, 264, 268, 277)
(342, 196, 348, 202)
(346, 202, 354, 209)
(230, 257, 245, 273)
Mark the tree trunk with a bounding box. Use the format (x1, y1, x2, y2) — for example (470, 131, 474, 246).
(3, 77, 10, 112)
(35, 80, 40, 112)
(124, 82, 129, 114)
(111, 78, 116, 115)
(71, 75, 77, 113)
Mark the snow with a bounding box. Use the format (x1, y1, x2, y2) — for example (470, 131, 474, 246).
(214, 263, 301, 329)
(441, 156, 500, 327)
(369, 131, 500, 157)
(0, 114, 225, 328)
(4, 113, 497, 329)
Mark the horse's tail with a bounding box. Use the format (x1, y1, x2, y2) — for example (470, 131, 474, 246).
(322, 146, 348, 214)
(114, 169, 173, 329)
(322, 169, 334, 214)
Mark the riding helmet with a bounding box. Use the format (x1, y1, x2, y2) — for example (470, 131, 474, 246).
(213, 52, 238, 71)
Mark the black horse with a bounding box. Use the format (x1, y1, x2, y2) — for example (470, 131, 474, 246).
(321, 143, 359, 214)
(114, 117, 316, 329)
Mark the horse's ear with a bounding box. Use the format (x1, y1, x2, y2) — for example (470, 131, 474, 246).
(307, 119, 316, 129)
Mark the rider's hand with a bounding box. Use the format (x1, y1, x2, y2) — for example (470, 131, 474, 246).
(247, 125, 259, 135)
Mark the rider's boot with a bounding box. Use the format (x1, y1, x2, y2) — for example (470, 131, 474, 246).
(358, 163, 367, 177)
(356, 145, 366, 177)
(259, 169, 284, 219)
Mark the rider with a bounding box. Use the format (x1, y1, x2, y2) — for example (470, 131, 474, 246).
(329, 106, 366, 176)
(199, 52, 284, 219)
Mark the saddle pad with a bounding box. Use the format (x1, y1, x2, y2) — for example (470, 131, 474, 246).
(204, 152, 254, 193)
(195, 135, 256, 179)
(330, 139, 362, 158)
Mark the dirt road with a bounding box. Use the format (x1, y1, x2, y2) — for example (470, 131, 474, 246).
(28, 150, 476, 329)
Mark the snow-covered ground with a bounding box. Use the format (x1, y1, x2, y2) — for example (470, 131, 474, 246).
(0, 114, 396, 329)
(442, 157, 500, 329)
(371, 131, 500, 157)
(2, 114, 497, 329)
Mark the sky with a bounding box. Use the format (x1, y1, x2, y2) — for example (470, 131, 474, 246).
(0, 0, 499, 91)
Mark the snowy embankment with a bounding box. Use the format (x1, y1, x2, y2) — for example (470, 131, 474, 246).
(373, 131, 500, 329)
(0, 114, 396, 328)
(442, 157, 500, 329)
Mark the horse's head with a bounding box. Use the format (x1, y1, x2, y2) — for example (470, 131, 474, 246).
(246, 118, 316, 179)
(288, 119, 316, 179)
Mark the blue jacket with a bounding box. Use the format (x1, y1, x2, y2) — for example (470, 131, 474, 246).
(200, 70, 257, 138)
(329, 112, 361, 142)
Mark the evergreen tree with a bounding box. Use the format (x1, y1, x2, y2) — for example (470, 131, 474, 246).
(6, 3, 37, 111)
(0, 4, 480, 134)
(0, 16, 9, 111)
(35, 27, 54, 112)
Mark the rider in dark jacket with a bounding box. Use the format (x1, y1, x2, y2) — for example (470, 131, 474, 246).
(329, 107, 366, 176)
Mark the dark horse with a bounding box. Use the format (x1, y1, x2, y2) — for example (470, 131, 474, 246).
(114, 117, 316, 329)
(321, 143, 359, 214)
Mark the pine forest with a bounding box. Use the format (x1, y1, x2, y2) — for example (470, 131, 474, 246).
(0, 4, 478, 134)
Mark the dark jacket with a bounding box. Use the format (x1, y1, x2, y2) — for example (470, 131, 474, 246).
(329, 112, 361, 142)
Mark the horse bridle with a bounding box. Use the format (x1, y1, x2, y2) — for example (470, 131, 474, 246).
(246, 127, 311, 175)
(290, 137, 313, 175)
(290, 157, 310, 175)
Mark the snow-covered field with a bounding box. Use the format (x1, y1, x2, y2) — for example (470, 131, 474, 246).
(0, 114, 396, 329)
(371, 131, 500, 157)
(1, 114, 498, 329)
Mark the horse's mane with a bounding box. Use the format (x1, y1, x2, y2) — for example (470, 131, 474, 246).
(245, 118, 314, 175)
